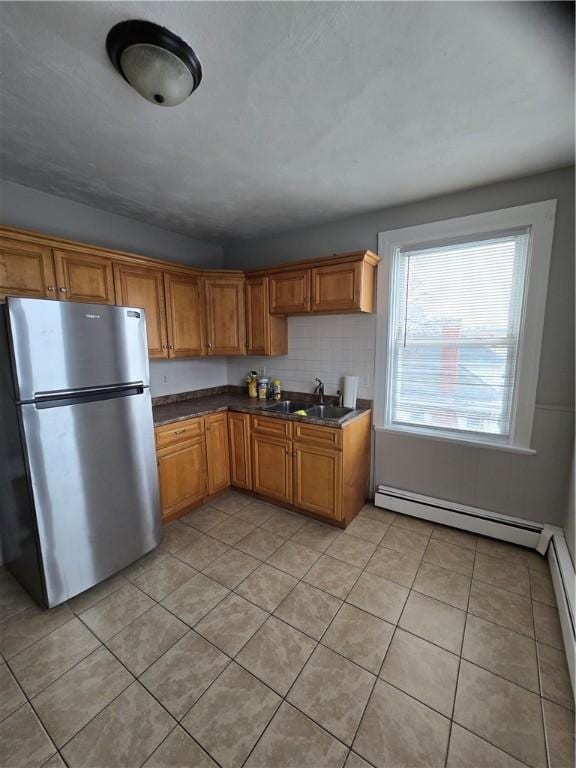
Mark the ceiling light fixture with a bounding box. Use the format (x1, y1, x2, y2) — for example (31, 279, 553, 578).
(106, 20, 202, 107)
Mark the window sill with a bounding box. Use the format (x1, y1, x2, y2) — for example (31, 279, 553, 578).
(373, 425, 536, 455)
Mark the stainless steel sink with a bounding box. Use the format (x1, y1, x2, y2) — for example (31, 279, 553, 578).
(263, 400, 310, 414)
(305, 405, 355, 420)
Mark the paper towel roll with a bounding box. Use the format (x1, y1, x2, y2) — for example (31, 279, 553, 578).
(343, 375, 359, 409)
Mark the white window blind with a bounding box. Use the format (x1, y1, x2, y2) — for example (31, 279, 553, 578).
(387, 229, 530, 442)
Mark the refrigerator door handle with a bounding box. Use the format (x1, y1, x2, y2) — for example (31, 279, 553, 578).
(31, 383, 146, 409)
(32, 381, 145, 402)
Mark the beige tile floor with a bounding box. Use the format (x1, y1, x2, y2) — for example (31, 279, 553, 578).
(1, 491, 574, 768)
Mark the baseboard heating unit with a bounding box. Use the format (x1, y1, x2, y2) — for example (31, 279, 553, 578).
(375, 485, 550, 550)
(374, 484, 575, 693)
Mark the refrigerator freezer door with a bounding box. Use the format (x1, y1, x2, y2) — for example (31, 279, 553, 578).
(7, 298, 149, 401)
(20, 389, 161, 606)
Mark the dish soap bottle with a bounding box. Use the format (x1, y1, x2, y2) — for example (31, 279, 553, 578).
(246, 372, 258, 399)
(273, 379, 282, 400)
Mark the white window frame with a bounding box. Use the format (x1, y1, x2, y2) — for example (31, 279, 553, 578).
(375, 200, 557, 453)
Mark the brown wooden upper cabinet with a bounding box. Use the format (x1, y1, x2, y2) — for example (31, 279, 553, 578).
(269, 269, 310, 314)
(53, 249, 116, 305)
(268, 251, 378, 315)
(245, 276, 288, 356)
(0, 236, 57, 301)
(164, 272, 205, 357)
(312, 261, 365, 313)
(114, 263, 168, 358)
(204, 275, 246, 355)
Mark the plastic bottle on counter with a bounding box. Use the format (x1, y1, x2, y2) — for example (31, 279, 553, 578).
(273, 379, 282, 400)
(246, 372, 258, 398)
(257, 378, 269, 400)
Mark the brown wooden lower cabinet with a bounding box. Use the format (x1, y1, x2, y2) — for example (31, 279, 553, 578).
(205, 412, 230, 495)
(250, 412, 370, 524)
(155, 409, 370, 526)
(155, 413, 230, 522)
(292, 442, 342, 519)
(252, 431, 293, 505)
(156, 435, 207, 521)
(228, 412, 252, 490)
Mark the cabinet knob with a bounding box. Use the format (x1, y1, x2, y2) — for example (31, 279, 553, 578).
(162, 344, 168, 349)
(58, 287, 67, 293)
(208, 342, 213, 350)
(46, 285, 55, 292)
(169, 345, 174, 350)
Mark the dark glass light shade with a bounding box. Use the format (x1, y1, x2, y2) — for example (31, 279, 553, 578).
(107, 20, 202, 107)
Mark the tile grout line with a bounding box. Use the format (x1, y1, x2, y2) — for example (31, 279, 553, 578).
(532, 587, 552, 768)
(0, 495, 564, 768)
(177, 505, 386, 765)
(70, 613, 230, 768)
(443, 536, 477, 768)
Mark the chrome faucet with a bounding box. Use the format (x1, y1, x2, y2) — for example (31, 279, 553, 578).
(336, 389, 343, 407)
(314, 378, 325, 404)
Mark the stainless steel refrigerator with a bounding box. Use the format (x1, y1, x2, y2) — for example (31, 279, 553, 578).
(0, 297, 161, 608)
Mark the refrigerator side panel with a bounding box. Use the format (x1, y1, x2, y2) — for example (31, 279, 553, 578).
(0, 306, 46, 605)
(7, 298, 150, 401)
(20, 389, 161, 607)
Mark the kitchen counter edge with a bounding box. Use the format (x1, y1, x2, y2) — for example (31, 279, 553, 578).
(152, 396, 370, 429)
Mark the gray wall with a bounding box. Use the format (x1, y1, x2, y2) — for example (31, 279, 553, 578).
(0, 178, 229, 398)
(0, 179, 223, 268)
(225, 166, 575, 527)
(564, 452, 575, 566)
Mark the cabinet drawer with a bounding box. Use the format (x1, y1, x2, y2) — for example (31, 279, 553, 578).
(155, 417, 204, 449)
(293, 421, 342, 449)
(251, 414, 292, 439)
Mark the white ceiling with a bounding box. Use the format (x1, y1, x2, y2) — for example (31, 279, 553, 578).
(1, 2, 573, 240)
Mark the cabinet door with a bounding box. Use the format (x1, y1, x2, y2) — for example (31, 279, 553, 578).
(54, 249, 115, 304)
(269, 270, 310, 314)
(228, 412, 252, 490)
(246, 276, 288, 356)
(114, 263, 168, 358)
(293, 443, 342, 520)
(251, 433, 292, 505)
(157, 436, 207, 519)
(206, 412, 231, 495)
(204, 277, 246, 355)
(164, 272, 205, 357)
(311, 262, 363, 313)
(0, 236, 57, 300)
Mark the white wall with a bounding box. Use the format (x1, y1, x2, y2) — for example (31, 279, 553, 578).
(150, 358, 228, 398)
(228, 314, 376, 400)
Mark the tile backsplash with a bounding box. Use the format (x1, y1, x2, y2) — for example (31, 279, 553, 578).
(227, 314, 376, 400)
(150, 358, 228, 397)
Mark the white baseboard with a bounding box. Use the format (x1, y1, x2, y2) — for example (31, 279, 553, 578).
(547, 530, 575, 693)
(374, 485, 575, 696)
(374, 485, 550, 550)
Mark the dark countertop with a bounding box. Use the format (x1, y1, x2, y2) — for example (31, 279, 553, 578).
(152, 393, 370, 429)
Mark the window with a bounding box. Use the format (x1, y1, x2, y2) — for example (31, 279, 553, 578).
(377, 201, 557, 451)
